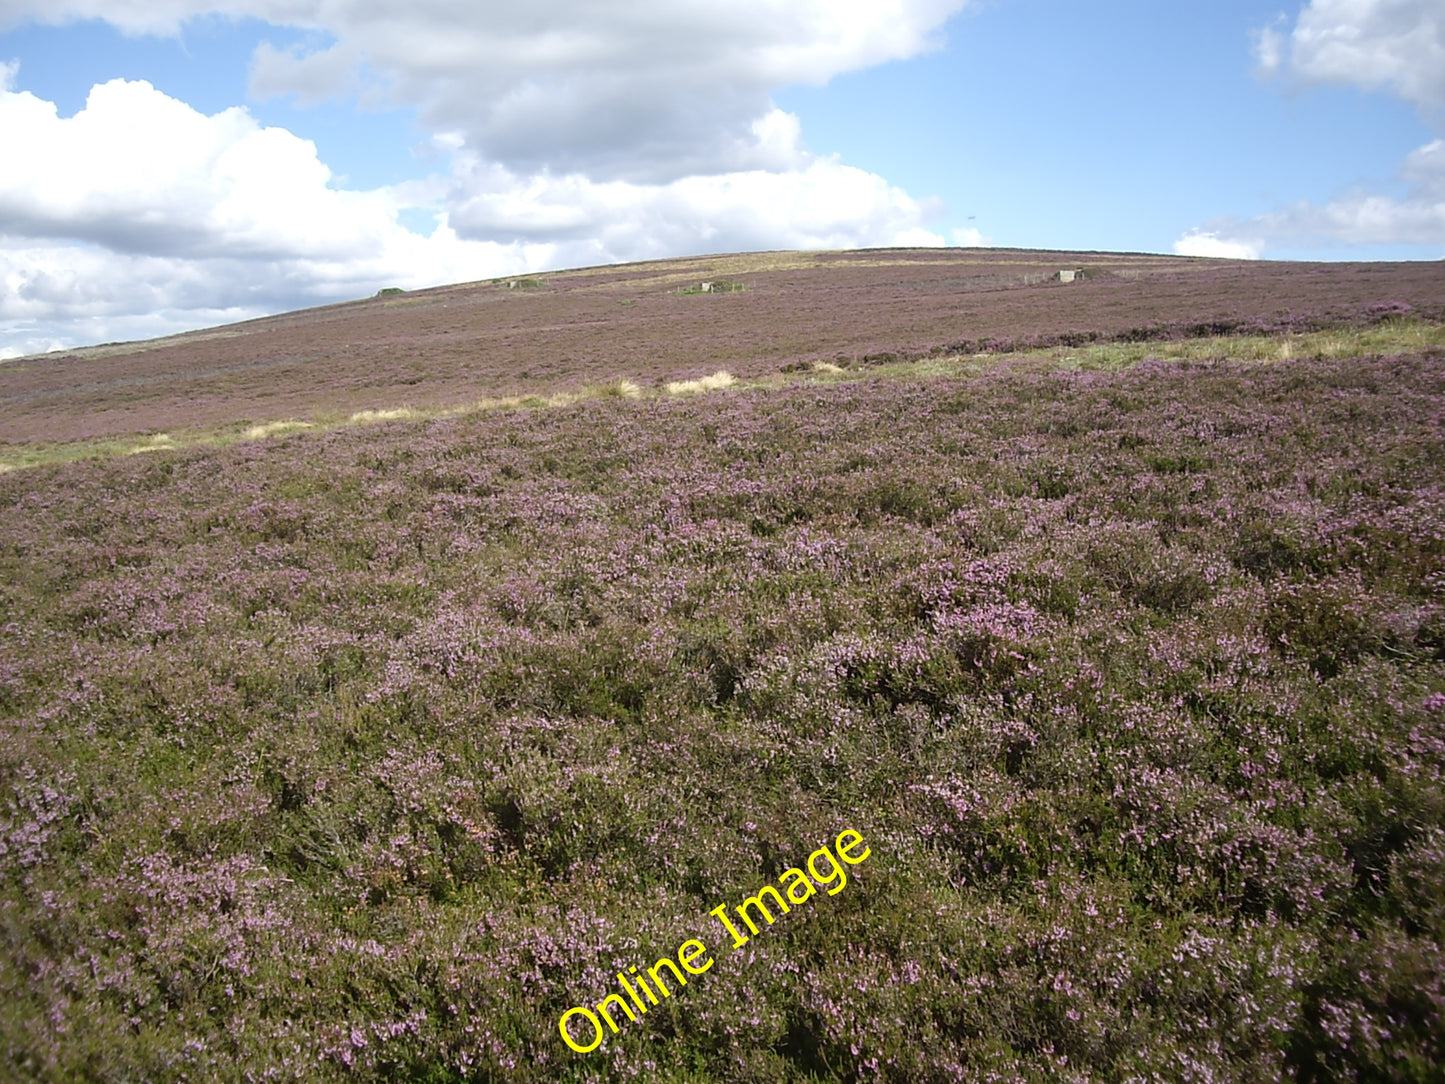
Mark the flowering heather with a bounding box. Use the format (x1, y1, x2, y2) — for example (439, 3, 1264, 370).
(1, 337, 1444, 1080)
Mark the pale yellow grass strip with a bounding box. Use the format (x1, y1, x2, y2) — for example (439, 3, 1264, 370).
(127, 434, 176, 454)
(349, 407, 420, 424)
(611, 378, 643, 398)
(245, 420, 315, 440)
(666, 370, 735, 395)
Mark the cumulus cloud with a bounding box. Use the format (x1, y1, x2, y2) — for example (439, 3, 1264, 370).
(0, 1, 320, 37)
(243, 0, 969, 182)
(0, 225, 548, 359)
(250, 37, 364, 107)
(950, 225, 991, 247)
(443, 110, 944, 255)
(1266, 187, 1443, 245)
(3, 0, 970, 182)
(1172, 231, 1263, 260)
(1253, 18, 1287, 75)
(0, 226, 542, 359)
(1257, 0, 1445, 113)
(1402, 136, 1445, 197)
(2, 77, 382, 259)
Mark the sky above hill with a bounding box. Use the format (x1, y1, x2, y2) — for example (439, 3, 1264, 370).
(0, 0, 1441, 358)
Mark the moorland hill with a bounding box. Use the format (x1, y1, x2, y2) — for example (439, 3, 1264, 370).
(3, 247, 1442, 449)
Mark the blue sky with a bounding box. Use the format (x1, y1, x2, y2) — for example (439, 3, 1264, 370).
(1, 0, 1441, 357)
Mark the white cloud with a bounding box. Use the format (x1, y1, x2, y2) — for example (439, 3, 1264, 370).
(0, 242, 269, 359)
(1265, 195, 1444, 245)
(250, 37, 363, 107)
(0, 1, 313, 37)
(1, 77, 373, 259)
(950, 225, 991, 247)
(1253, 18, 1286, 74)
(1173, 135, 1445, 257)
(0, 226, 554, 361)
(442, 111, 945, 257)
(1171, 230, 1263, 260)
(1257, 0, 1445, 112)
(1207, 0, 1445, 256)
(248, 0, 968, 183)
(2, 1, 971, 182)
(1402, 136, 1445, 197)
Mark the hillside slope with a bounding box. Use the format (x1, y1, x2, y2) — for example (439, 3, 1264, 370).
(2, 248, 1442, 445)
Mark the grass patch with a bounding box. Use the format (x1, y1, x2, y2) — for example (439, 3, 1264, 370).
(349, 407, 422, 424)
(588, 379, 643, 399)
(666, 370, 736, 395)
(1036, 317, 1445, 372)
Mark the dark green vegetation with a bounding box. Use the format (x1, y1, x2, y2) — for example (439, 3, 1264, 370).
(2, 328, 1444, 1080)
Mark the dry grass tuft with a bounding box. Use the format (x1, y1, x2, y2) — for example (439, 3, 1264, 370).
(666, 370, 736, 395)
(591, 378, 643, 399)
(349, 407, 420, 424)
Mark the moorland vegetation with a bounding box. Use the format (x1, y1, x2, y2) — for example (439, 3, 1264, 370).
(1, 252, 1443, 1081)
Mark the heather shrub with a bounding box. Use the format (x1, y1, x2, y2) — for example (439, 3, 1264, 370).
(1, 348, 1443, 1080)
